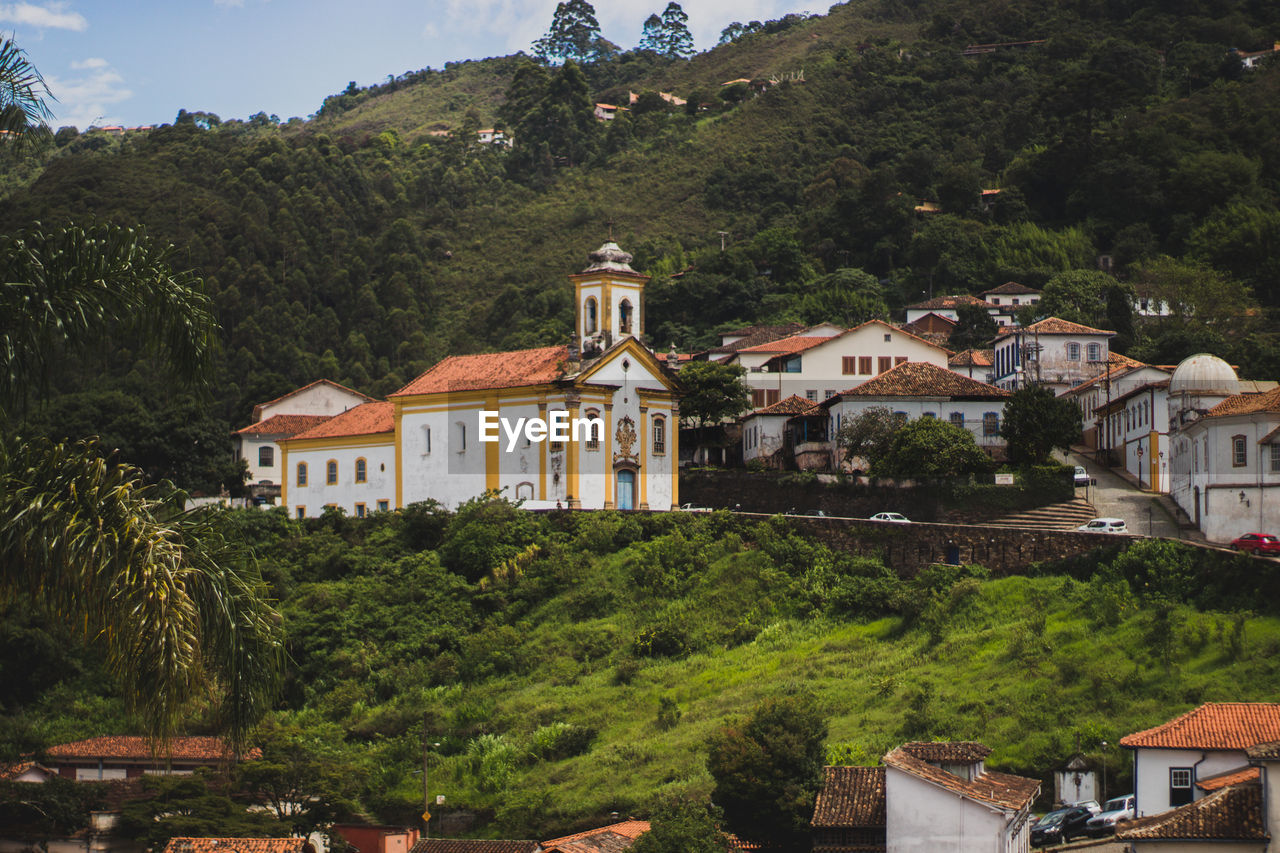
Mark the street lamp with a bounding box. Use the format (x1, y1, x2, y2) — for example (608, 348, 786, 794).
(1100, 741, 1108, 804)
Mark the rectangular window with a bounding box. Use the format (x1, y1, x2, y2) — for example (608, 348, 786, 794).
(824, 390, 835, 400)
(765, 389, 780, 407)
(1170, 768, 1193, 806)
(326, 460, 338, 485)
(258, 446, 274, 467)
(949, 412, 965, 427)
(585, 412, 601, 450)
(297, 463, 307, 486)
(1233, 435, 1247, 467)
(783, 356, 802, 373)
(751, 389, 768, 408)
(1271, 444, 1280, 472)
(877, 356, 892, 374)
(355, 503, 366, 519)
(1087, 342, 1103, 362)
(377, 500, 390, 512)
(805, 390, 817, 401)
(425, 426, 431, 454)
(859, 356, 872, 375)
(295, 506, 305, 520)
(842, 356, 857, 375)
(653, 418, 666, 454)
(895, 356, 908, 367)
(983, 412, 1000, 436)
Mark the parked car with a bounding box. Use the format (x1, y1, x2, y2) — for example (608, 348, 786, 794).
(805, 509, 829, 517)
(1073, 465, 1091, 487)
(1077, 517, 1129, 534)
(869, 512, 911, 523)
(679, 503, 712, 513)
(1032, 803, 1100, 847)
(1085, 794, 1135, 837)
(1231, 533, 1280, 556)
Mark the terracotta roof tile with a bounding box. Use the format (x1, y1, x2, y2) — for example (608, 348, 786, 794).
(542, 820, 650, 852)
(392, 346, 568, 396)
(899, 741, 992, 763)
(882, 747, 1038, 811)
(849, 319, 950, 354)
(46, 736, 259, 762)
(164, 840, 309, 853)
(838, 362, 1009, 399)
(737, 335, 832, 355)
(288, 402, 394, 441)
(1260, 425, 1280, 445)
(812, 766, 886, 828)
(750, 395, 820, 416)
(1120, 703, 1280, 750)
(1246, 740, 1280, 759)
(409, 841, 540, 853)
(905, 294, 997, 311)
(710, 324, 807, 354)
(981, 282, 1040, 296)
(0, 761, 52, 781)
(235, 414, 333, 437)
(996, 317, 1115, 337)
(1116, 783, 1266, 841)
(1197, 766, 1260, 791)
(948, 349, 994, 367)
(1205, 387, 1280, 418)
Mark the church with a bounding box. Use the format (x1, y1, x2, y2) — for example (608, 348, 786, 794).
(276, 242, 682, 516)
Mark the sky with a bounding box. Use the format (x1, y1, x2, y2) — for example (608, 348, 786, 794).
(3, 0, 821, 130)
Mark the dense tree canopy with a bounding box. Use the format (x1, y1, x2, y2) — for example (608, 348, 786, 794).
(1000, 385, 1083, 465)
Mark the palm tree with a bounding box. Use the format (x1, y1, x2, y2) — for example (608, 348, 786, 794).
(0, 36, 53, 149)
(1, 39, 283, 750)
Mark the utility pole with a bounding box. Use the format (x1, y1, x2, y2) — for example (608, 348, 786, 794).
(717, 230, 729, 251)
(422, 714, 440, 837)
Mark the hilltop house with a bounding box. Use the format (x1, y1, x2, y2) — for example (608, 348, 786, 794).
(43, 736, 258, 781)
(992, 317, 1115, 394)
(278, 243, 681, 517)
(979, 282, 1041, 325)
(812, 742, 1039, 853)
(903, 294, 1000, 325)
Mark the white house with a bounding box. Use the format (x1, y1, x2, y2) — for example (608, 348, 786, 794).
(979, 282, 1042, 325)
(279, 242, 681, 517)
(740, 395, 817, 467)
(729, 320, 950, 410)
(948, 348, 994, 381)
(903, 294, 1000, 324)
(992, 317, 1115, 394)
(232, 379, 373, 501)
(1094, 379, 1172, 492)
(823, 361, 1013, 464)
(1060, 356, 1171, 452)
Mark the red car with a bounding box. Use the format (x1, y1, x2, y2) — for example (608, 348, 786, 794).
(1232, 533, 1280, 556)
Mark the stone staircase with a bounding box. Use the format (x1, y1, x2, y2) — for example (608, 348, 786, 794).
(985, 498, 1098, 531)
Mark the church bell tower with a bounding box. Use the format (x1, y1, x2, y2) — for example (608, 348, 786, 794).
(568, 242, 649, 355)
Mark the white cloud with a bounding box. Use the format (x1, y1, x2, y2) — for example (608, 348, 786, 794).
(213, 0, 245, 7)
(0, 2, 88, 31)
(45, 60, 133, 130)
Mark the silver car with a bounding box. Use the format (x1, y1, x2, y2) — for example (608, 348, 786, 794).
(1085, 794, 1135, 836)
(870, 512, 911, 523)
(1077, 517, 1129, 534)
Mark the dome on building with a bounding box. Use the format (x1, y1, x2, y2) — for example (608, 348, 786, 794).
(582, 241, 638, 274)
(1169, 353, 1239, 394)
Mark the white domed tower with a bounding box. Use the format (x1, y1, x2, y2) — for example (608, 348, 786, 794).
(569, 241, 649, 355)
(1167, 353, 1239, 431)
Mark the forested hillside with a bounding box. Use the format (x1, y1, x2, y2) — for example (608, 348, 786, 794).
(4, 0, 1280, 493)
(5, 506, 1279, 841)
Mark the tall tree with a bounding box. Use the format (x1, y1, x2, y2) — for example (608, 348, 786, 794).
(637, 14, 665, 53)
(0, 37, 52, 151)
(999, 385, 1082, 465)
(676, 361, 750, 429)
(659, 3, 695, 58)
(949, 302, 998, 351)
(533, 0, 604, 64)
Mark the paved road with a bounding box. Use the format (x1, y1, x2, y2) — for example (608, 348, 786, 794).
(1062, 451, 1181, 539)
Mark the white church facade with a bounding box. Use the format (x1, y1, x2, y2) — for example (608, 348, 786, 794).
(277, 243, 682, 516)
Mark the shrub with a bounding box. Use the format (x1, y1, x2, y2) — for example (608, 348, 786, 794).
(633, 623, 689, 658)
(530, 722, 597, 760)
(467, 734, 520, 792)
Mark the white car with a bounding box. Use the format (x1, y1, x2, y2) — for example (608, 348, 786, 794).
(679, 503, 712, 513)
(1074, 465, 1091, 487)
(869, 512, 911, 523)
(1077, 517, 1129, 534)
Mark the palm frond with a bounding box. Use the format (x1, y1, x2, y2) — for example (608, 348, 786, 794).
(0, 36, 53, 152)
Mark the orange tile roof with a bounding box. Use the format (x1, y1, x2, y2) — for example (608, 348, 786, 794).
(1120, 703, 1280, 750)
(289, 402, 393, 440)
(1116, 783, 1265, 841)
(838, 361, 1009, 399)
(737, 335, 832, 355)
(391, 346, 568, 396)
(410, 841, 540, 853)
(710, 324, 807, 355)
(47, 736, 259, 762)
(542, 820, 650, 852)
(981, 281, 1040, 296)
(235, 414, 332, 437)
(899, 741, 992, 763)
(165, 840, 310, 853)
(882, 747, 1038, 810)
(1206, 387, 1280, 419)
(1197, 766, 1260, 791)
(0, 761, 53, 781)
(252, 379, 373, 420)
(949, 348, 994, 367)
(997, 317, 1115, 337)
(750, 395, 820, 416)
(905, 294, 996, 312)
(811, 766, 885, 828)
(850, 318, 951, 353)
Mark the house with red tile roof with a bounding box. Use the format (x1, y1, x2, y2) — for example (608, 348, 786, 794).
(1121, 703, 1280, 817)
(541, 819, 649, 852)
(164, 839, 313, 853)
(278, 243, 681, 517)
(903, 294, 1000, 325)
(1058, 355, 1171, 453)
(991, 317, 1117, 395)
(331, 824, 420, 853)
(725, 320, 950, 411)
(43, 736, 259, 781)
(741, 395, 821, 468)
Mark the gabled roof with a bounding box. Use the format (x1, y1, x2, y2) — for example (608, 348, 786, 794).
(1116, 783, 1266, 842)
(164, 840, 310, 853)
(0, 760, 54, 781)
(996, 317, 1115, 338)
(836, 362, 1009, 400)
(541, 820, 650, 852)
(981, 281, 1040, 296)
(391, 346, 568, 396)
(948, 349, 994, 368)
(899, 742, 992, 763)
(811, 766, 886, 828)
(905, 294, 997, 312)
(711, 323, 807, 354)
(1120, 703, 1280, 750)
(252, 379, 373, 421)
(748, 395, 819, 417)
(737, 335, 832, 356)
(1197, 766, 1260, 791)
(1205, 386, 1280, 419)
(882, 747, 1038, 811)
(289, 402, 394, 441)
(1060, 357, 1159, 398)
(47, 736, 259, 762)
(235, 414, 332, 437)
(409, 841, 540, 853)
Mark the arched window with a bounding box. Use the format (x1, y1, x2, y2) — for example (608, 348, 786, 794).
(259, 446, 274, 467)
(326, 459, 338, 485)
(1066, 343, 1081, 361)
(355, 457, 367, 483)
(652, 416, 666, 454)
(619, 299, 633, 334)
(296, 462, 308, 486)
(585, 409, 601, 450)
(585, 296, 598, 334)
(515, 482, 535, 501)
